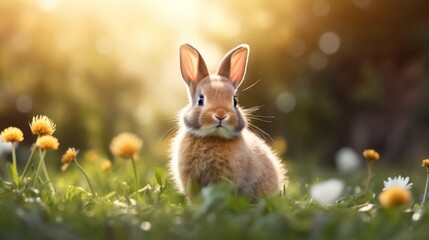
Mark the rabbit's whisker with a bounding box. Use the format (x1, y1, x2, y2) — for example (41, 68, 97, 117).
(160, 124, 180, 144)
(247, 123, 273, 143)
(247, 117, 271, 123)
(241, 79, 261, 92)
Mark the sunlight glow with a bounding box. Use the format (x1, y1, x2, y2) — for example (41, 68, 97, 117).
(36, 0, 59, 12)
(95, 36, 113, 55)
(286, 38, 306, 58)
(352, 0, 372, 9)
(312, 0, 330, 17)
(256, 11, 276, 29)
(2, 0, 314, 138)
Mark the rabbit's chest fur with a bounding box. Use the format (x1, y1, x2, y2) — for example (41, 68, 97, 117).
(177, 133, 240, 186)
(171, 129, 284, 196)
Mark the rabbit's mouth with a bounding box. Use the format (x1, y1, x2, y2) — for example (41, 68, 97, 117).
(212, 123, 239, 138)
(214, 115, 227, 128)
(211, 121, 227, 131)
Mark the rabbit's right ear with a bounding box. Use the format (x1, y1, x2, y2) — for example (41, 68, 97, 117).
(179, 43, 209, 88)
(217, 44, 249, 89)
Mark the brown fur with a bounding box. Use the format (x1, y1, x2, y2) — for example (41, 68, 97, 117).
(170, 43, 286, 198)
(172, 128, 285, 197)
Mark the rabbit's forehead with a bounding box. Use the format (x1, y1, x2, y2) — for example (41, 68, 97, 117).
(197, 77, 235, 99)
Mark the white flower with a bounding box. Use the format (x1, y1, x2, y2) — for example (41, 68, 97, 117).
(383, 175, 413, 190)
(335, 147, 361, 174)
(310, 179, 345, 206)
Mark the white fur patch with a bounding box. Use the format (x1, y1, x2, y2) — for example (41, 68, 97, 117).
(188, 125, 238, 139)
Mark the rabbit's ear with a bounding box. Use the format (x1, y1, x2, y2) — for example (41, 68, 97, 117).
(179, 43, 209, 87)
(217, 44, 249, 88)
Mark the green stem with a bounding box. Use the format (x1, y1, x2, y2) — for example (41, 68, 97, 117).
(11, 142, 17, 172)
(33, 149, 45, 187)
(74, 160, 96, 197)
(41, 158, 55, 194)
(11, 142, 20, 186)
(21, 143, 37, 179)
(421, 172, 429, 207)
(365, 160, 374, 193)
(131, 157, 139, 196)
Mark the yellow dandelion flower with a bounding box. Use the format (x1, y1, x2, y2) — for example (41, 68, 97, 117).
(422, 159, 429, 169)
(272, 136, 287, 155)
(379, 187, 411, 208)
(84, 150, 103, 164)
(1, 127, 24, 143)
(36, 135, 59, 150)
(110, 132, 143, 159)
(29, 115, 56, 136)
(101, 159, 112, 172)
(363, 149, 380, 161)
(61, 148, 78, 165)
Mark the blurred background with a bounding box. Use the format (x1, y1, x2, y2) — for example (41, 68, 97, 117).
(1, 0, 429, 168)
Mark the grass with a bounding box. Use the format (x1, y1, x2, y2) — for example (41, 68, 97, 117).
(1, 152, 429, 240)
(1, 118, 428, 239)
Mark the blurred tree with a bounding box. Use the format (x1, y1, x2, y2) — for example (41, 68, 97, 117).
(205, 0, 429, 163)
(1, 0, 428, 165)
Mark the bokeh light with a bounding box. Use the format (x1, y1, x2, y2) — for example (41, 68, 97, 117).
(319, 32, 341, 55)
(352, 0, 372, 9)
(272, 135, 288, 155)
(308, 51, 328, 70)
(276, 92, 296, 113)
(312, 0, 330, 17)
(335, 147, 361, 174)
(16, 95, 32, 113)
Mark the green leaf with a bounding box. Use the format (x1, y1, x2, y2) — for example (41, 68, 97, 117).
(154, 167, 165, 186)
(101, 191, 116, 200)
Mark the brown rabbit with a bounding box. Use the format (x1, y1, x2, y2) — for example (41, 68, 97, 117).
(170, 43, 286, 198)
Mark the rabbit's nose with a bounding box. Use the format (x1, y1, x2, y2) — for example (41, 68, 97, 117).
(213, 109, 228, 121)
(215, 115, 226, 121)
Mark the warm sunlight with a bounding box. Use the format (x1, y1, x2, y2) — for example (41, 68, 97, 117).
(1, 0, 429, 239)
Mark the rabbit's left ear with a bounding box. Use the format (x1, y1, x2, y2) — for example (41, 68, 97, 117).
(179, 43, 209, 87)
(217, 44, 249, 88)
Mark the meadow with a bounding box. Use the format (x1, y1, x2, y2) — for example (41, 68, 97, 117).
(1, 116, 429, 240)
(1, 1, 429, 239)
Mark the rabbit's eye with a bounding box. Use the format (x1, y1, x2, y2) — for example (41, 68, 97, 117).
(233, 97, 238, 108)
(198, 95, 204, 106)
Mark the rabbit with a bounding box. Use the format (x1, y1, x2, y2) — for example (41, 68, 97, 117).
(170, 43, 286, 198)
